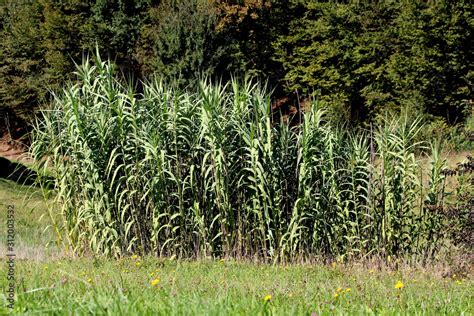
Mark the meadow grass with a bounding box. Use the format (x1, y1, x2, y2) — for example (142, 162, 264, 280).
(0, 179, 56, 260)
(0, 257, 472, 315)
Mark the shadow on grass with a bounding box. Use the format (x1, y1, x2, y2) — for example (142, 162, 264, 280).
(0, 156, 39, 186)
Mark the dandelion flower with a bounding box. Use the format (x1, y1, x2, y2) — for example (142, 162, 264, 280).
(336, 287, 343, 293)
(333, 293, 339, 298)
(263, 294, 272, 302)
(345, 288, 351, 293)
(395, 280, 404, 289)
(135, 261, 141, 267)
(131, 254, 139, 260)
(87, 278, 92, 283)
(150, 278, 160, 286)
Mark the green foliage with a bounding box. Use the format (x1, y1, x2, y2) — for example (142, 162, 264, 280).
(39, 0, 88, 88)
(85, 0, 152, 70)
(1, 0, 472, 132)
(273, 1, 473, 124)
(135, 0, 226, 83)
(214, 0, 290, 83)
(31, 56, 468, 261)
(0, 0, 153, 129)
(0, 1, 45, 121)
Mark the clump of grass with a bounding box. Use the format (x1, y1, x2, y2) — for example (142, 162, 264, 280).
(31, 55, 470, 261)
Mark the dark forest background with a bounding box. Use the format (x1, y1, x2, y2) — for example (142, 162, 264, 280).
(0, 0, 472, 146)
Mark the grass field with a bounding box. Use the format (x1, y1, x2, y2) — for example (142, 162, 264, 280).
(0, 178, 473, 315)
(2, 257, 473, 315)
(0, 179, 56, 260)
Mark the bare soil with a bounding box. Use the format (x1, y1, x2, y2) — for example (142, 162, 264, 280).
(0, 134, 32, 164)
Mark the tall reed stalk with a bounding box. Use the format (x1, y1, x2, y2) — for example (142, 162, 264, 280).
(32, 56, 456, 261)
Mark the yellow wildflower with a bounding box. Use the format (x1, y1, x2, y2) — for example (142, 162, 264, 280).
(336, 287, 343, 293)
(150, 278, 160, 286)
(333, 293, 339, 298)
(331, 262, 337, 268)
(87, 278, 92, 283)
(131, 254, 139, 260)
(263, 294, 272, 302)
(395, 280, 404, 289)
(345, 288, 351, 293)
(135, 261, 141, 267)
(369, 269, 375, 274)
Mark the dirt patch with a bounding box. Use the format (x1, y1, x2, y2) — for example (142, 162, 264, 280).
(0, 134, 32, 164)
